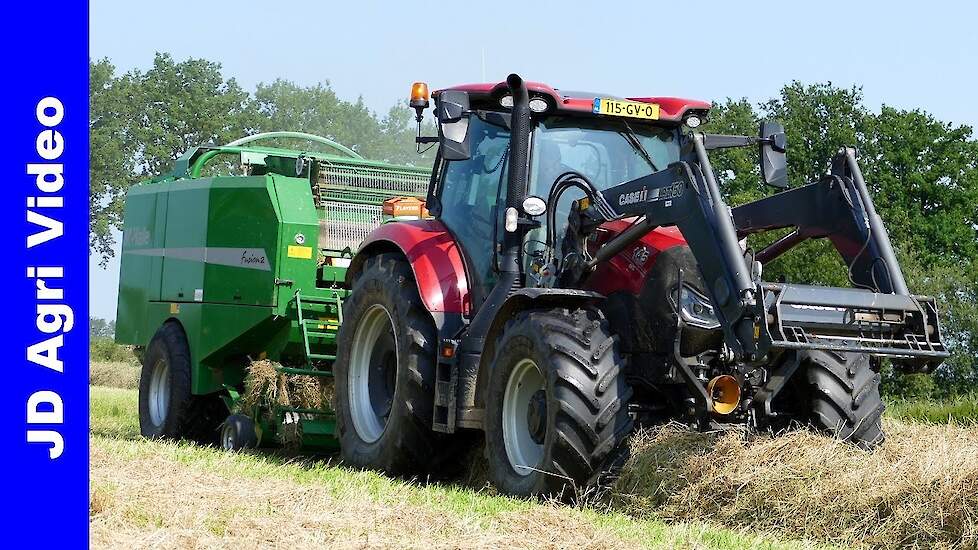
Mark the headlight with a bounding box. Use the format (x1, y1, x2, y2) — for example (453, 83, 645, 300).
(528, 97, 550, 113)
(672, 285, 720, 329)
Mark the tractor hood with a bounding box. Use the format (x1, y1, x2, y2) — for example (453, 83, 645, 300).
(585, 219, 688, 296)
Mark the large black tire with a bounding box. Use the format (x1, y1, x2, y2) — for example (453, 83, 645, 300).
(485, 306, 634, 497)
(138, 321, 226, 444)
(802, 350, 885, 450)
(334, 254, 440, 475)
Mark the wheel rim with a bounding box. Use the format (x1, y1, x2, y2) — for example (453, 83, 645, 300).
(348, 304, 398, 443)
(502, 359, 546, 476)
(221, 423, 235, 451)
(148, 358, 170, 427)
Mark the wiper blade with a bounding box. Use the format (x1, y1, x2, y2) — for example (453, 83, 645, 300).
(620, 120, 659, 172)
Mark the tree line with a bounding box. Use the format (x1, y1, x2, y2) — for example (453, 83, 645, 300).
(90, 53, 978, 397)
(90, 53, 432, 263)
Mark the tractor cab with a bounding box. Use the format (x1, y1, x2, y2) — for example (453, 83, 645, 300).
(414, 80, 705, 307)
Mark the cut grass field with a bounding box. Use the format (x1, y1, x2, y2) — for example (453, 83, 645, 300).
(90, 386, 828, 549)
(90, 362, 978, 549)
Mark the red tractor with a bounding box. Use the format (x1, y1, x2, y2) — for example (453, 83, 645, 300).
(334, 74, 947, 496)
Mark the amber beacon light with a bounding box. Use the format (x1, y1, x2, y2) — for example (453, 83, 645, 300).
(410, 82, 429, 112)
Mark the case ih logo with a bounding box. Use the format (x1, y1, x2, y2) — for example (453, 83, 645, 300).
(618, 181, 684, 206)
(618, 188, 648, 205)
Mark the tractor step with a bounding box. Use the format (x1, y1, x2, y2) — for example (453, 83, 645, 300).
(431, 340, 459, 434)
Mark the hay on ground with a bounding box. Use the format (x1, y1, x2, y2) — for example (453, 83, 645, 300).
(613, 419, 978, 549)
(90, 361, 141, 389)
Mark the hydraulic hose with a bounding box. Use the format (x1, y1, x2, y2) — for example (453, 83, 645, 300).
(544, 172, 617, 266)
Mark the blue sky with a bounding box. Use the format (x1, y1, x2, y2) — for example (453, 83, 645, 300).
(89, 0, 978, 320)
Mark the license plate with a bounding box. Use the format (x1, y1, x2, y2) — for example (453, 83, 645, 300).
(593, 98, 660, 120)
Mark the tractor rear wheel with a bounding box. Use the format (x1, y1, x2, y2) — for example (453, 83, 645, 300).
(334, 254, 440, 475)
(802, 350, 885, 450)
(138, 321, 226, 444)
(485, 306, 633, 497)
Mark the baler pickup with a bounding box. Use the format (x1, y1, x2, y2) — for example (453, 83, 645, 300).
(762, 283, 946, 363)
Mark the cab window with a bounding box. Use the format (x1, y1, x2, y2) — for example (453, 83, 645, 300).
(436, 115, 510, 304)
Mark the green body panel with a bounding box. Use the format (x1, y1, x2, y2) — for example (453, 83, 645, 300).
(115, 139, 431, 450)
(117, 172, 335, 392)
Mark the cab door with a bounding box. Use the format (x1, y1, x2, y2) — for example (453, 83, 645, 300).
(433, 115, 511, 310)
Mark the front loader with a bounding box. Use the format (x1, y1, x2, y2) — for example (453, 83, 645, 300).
(332, 74, 947, 497)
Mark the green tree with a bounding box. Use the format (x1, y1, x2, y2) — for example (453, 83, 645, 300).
(900, 255, 978, 392)
(129, 53, 254, 178)
(862, 107, 978, 268)
(251, 79, 433, 166)
(762, 82, 869, 186)
(89, 53, 255, 264)
(375, 102, 437, 167)
(701, 97, 761, 203)
(90, 58, 138, 262)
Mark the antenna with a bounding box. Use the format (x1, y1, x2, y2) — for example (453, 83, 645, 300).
(481, 47, 486, 82)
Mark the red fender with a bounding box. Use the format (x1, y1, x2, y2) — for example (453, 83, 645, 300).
(353, 220, 470, 315)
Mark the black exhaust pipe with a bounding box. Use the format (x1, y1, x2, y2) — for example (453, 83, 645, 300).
(456, 74, 533, 410)
(468, 73, 530, 333)
(504, 73, 531, 223)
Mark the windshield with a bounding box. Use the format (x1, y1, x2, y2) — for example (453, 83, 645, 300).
(528, 116, 681, 196)
(522, 116, 681, 273)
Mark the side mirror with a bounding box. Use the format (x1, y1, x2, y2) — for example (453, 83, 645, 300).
(759, 121, 788, 189)
(437, 91, 471, 161)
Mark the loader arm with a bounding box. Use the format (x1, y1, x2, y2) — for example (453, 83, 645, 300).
(570, 135, 947, 370)
(732, 147, 908, 295)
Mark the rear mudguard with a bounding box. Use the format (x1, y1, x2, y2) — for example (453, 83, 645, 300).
(349, 219, 469, 335)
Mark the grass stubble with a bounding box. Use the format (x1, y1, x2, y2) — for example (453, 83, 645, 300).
(90, 362, 978, 549)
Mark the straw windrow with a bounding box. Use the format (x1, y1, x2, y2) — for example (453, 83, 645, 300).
(612, 420, 978, 549)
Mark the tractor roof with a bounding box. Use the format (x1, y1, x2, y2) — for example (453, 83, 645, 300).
(434, 81, 711, 123)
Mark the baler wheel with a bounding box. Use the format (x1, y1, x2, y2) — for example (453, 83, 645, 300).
(334, 254, 441, 475)
(484, 306, 634, 497)
(138, 321, 226, 444)
(220, 414, 259, 451)
(802, 349, 885, 450)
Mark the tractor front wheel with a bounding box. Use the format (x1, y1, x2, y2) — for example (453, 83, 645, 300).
(802, 350, 885, 450)
(485, 306, 633, 497)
